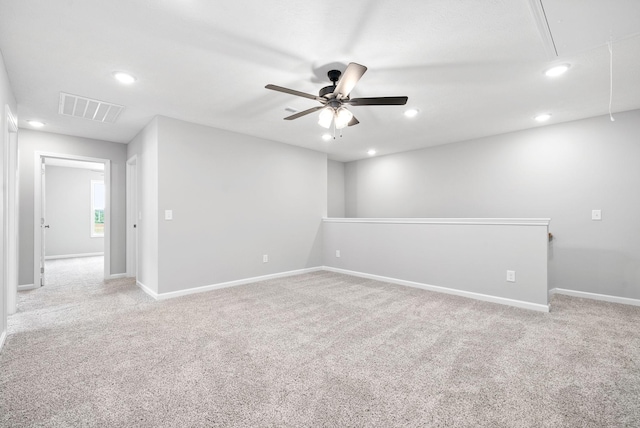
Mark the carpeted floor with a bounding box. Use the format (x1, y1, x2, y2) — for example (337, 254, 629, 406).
(1, 256, 639, 427)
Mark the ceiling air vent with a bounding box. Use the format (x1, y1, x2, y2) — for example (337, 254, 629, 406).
(58, 92, 124, 123)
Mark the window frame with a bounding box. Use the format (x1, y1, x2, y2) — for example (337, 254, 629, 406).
(90, 179, 105, 238)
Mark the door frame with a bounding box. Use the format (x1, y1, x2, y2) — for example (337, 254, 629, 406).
(126, 155, 138, 278)
(4, 105, 18, 314)
(33, 152, 111, 285)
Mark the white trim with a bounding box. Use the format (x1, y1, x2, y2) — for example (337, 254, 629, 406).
(5, 104, 19, 316)
(17, 284, 37, 291)
(45, 252, 104, 260)
(549, 288, 640, 307)
(143, 267, 324, 301)
(107, 273, 127, 280)
(323, 217, 551, 226)
(324, 266, 550, 312)
(0, 330, 6, 353)
(136, 280, 157, 299)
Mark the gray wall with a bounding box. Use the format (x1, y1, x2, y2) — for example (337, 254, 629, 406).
(18, 130, 127, 285)
(155, 116, 326, 294)
(323, 219, 549, 309)
(1, 49, 17, 345)
(127, 118, 159, 292)
(327, 160, 345, 217)
(44, 165, 104, 257)
(344, 110, 640, 299)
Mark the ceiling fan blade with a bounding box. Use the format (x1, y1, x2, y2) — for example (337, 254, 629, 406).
(347, 96, 408, 106)
(333, 63, 367, 99)
(265, 84, 323, 102)
(348, 115, 359, 126)
(284, 106, 324, 120)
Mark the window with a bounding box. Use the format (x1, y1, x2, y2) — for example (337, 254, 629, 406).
(91, 180, 105, 237)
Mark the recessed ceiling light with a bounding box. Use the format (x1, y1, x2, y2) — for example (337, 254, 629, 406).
(367, 149, 377, 156)
(534, 113, 552, 122)
(404, 108, 419, 118)
(113, 71, 137, 84)
(27, 120, 45, 128)
(545, 64, 570, 77)
(321, 133, 332, 141)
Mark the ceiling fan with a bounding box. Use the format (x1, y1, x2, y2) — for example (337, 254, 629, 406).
(265, 62, 408, 130)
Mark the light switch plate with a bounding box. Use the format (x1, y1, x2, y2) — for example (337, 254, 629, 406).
(165, 210, 173, 220)
(592, 209, 602, 221)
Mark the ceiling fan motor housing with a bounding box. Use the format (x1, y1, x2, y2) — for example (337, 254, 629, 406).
(319, 70, 342, 98)
(319, 69, 342, 99)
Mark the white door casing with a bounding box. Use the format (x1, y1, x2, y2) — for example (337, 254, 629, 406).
(33, 152, 111, 284)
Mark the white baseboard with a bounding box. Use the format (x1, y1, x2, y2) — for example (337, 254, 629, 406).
(107, 273, 127, 280)
(17, 284, 37, 291)
(142, 267, 324, 301)
(549, 288, 640, 307)
(323, 266, 550, 313)
(45, 252, 104, 260)
(0, 330, 6, 353)
(136, 280, 158, 299)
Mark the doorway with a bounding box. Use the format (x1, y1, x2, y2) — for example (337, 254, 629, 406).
(33, 152, 111, 287)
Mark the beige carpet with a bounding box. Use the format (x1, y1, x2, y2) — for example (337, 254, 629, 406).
(1, 256, 639, 427)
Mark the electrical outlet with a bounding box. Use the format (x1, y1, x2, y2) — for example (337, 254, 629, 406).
(506, 270, 516, 282)
(164, 210, 173, 220)
(263, 254, 268, 263)
(592, 209, 602, 221)
(336, 250, 341, 258)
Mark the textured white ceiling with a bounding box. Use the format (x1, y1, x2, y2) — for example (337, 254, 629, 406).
(1, 0, 639, 161)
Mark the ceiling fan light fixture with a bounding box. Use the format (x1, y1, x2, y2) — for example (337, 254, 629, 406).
(318, 107, 334, 128)
(334, 107, 353, 129)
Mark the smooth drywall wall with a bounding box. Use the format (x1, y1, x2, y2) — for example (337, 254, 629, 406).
(156, 116, 326, 294)
(18, 130, 127, 285)
(323, 219, 549, 309)
(0, 49, 17, 347)
(44, 166, 104, 257)
(126, 117, 159, 293)
(327, 160, 345, 217)
(345, 110, 640, 299)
